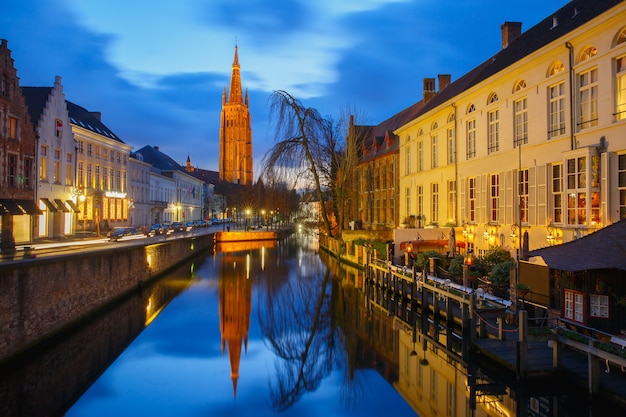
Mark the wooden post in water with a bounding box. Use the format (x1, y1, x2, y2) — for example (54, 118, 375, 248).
(588, 340, 601, 395)
(517, 309, 528, 378)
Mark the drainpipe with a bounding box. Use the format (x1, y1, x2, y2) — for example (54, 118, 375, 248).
(452, 102, 459, 225)
(565, 41, 576, 150)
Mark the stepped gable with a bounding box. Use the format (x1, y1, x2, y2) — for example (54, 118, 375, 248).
(21, 86, 52, 130)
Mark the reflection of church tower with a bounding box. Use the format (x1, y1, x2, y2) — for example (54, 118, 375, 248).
(219, 45, 253, 186)
(218, 253, 252, 398)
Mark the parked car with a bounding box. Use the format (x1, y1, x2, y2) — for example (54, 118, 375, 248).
(146, 224, 163, 237)
(171, 221, 184, 232)
(193, 220, 207, 228)
(107, 226, 135, 241)
(161, 222, 173, 234)
(183, 221, 194, 231)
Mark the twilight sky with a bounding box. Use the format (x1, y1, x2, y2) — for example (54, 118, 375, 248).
(3, 0, 568, 175)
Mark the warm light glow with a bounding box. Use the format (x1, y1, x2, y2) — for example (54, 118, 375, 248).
(146, 254, 151, 267)
(79, 194, 86, 202)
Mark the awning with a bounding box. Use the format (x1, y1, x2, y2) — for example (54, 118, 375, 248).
(54, 198, 70, 212)
(16, 199, 43, 215)
(40, 198, 58, 212)
(65, 199, 81, 213)
(0, 199, 25, 215)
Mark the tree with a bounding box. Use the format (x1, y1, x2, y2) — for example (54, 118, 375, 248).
(262, 91, 335, 236)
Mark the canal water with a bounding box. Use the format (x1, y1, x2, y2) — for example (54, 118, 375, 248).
(1, 230, 625, 416)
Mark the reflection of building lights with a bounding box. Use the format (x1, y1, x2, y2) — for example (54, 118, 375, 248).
(147, 254, 152, 268)
(246, 253, 250, 279)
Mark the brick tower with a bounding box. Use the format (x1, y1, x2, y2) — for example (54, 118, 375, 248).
(219, 45, 253, 186)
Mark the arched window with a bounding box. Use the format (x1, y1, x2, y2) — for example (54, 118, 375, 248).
(548, 61, 565, 76)
(513, 80, 526, 93)
(614, 27, 626, 47)
(447, 112, 455, 123)
(431, 122, 438, 131)
(467, 104, 475, 114)
(578, 45, 597, 64)
(487, 93, 498, 104)
(417, 128, 424, 136)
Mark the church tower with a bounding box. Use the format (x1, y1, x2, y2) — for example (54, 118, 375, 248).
(219, 45, 253, 186)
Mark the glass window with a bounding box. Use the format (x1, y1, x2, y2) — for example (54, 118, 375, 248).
(468, 177, 476, 222)
(514, 98, 528, 146)
(447, 180, 457, 224)
(519, 169, 529, 223)
(431, 183, 439, 223)
(447, 126, 455, 164)
(548, 83, 566, 138)
(431, 135, 438, 168)
(552, 164, 563, 223)
(490, 174, 499, 222)
(590, 294, 609, 318)
(578, 68, 598, 129)
(417, 140, 424, 171)
(564, 290, 584, 323)
(616, 56, 626, 120)
(466, 119, 476, 159)
(487, 109, 499, 153)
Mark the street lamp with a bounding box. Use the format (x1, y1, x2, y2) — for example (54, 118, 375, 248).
(245, 208, 251, 230)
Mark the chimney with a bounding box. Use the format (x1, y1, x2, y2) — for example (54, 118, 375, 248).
(500, 21, 522, 49)
(154, 145, 159, 151)
(438, 74, 451, 91)
(89, 111, 102, 121)
(423, 77, 436, 104)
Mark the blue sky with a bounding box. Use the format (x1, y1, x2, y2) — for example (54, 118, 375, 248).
(3, 0, 568, 175)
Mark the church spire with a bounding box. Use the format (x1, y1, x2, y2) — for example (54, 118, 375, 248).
(228, 45, 243, 104)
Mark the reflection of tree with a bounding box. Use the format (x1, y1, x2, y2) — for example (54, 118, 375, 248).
(258, 242, 372, 411)
(258, 261, 336, 411)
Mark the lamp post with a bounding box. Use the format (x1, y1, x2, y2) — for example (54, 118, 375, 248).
(245, 209, 251, 231)
(79, 194, 86, 235)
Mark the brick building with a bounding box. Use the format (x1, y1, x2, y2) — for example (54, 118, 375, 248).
(219, 45, 253, 186)
(0, 39, 41, 249)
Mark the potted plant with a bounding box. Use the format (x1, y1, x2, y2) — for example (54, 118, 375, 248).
(515, 282, 531, 297)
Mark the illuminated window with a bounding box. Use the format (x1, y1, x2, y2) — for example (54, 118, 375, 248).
(552, 164, 563, 223)
(447, 180, 457, 223)
(616, 56, 626, 120)
(549, 61, 565, 76)
(518, 169, 529, 223)
(579, 46, 597, 63)
(8, 116, 18, 139)
(447, 126, 455, 164)
(566, 157, 586, 225)
(40, 145, 48, 181)
(468, 177, 476, 222)
(513, 79, 526, 92)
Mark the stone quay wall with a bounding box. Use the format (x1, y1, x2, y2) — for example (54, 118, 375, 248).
(0, 233, 214, 363)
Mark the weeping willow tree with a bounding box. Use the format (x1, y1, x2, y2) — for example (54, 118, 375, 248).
(262, 90, 336, 237)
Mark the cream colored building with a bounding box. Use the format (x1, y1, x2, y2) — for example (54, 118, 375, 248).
(396, 1, 626, 258)
(69, 102, 133, 235)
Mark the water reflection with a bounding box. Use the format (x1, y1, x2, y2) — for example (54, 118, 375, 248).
(0, 258, 199, 417)
(9, 231, 620, 416)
